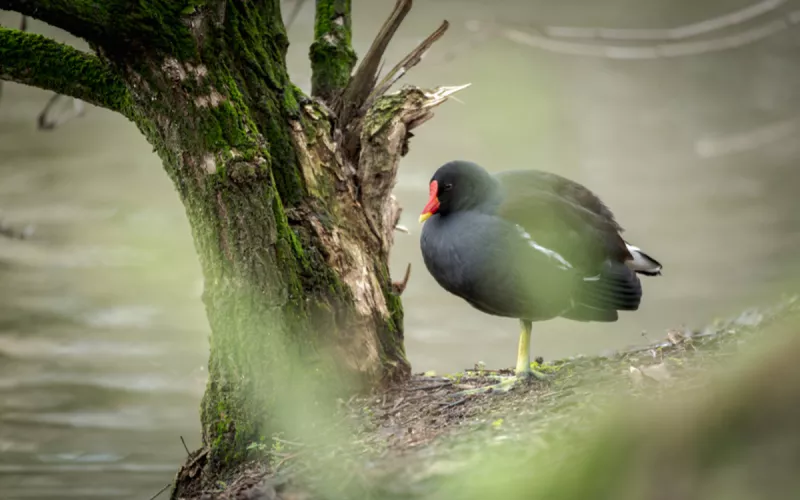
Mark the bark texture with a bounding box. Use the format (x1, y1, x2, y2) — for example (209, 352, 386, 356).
(0, 0, 462, 488)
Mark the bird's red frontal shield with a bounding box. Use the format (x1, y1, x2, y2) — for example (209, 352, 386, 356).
(419, 180, 440, 223)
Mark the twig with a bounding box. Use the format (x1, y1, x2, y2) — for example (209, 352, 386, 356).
(439, 397, 467, 409)
(180, 436, 191, 457)
(411, 381, 453, 391)
(391, 263, 412, 295)
(425, 22, 494, 66)
(147, 483, 172, 500)
(363, 20, 450, 113)
(338, 0, 413, 123)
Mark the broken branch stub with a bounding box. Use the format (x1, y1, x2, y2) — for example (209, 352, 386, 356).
(357, 84, 470, 253)
(365, 20, 451, 112)
(338, 0, 413, 125)
(339, 18, 452, 161)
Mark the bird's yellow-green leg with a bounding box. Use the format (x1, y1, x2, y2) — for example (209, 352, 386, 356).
(515, 319, 548, 381)
(458, 320, 547, 396)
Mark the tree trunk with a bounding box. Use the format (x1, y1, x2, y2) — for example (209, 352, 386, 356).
(0, 0, 462, 486)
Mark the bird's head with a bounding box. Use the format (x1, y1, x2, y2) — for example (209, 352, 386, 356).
(419, 160, 496, 222)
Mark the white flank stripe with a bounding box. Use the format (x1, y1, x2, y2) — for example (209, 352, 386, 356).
(515, 225, 573, 270)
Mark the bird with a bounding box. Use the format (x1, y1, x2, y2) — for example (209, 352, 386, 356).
(418, 160, 662, 392)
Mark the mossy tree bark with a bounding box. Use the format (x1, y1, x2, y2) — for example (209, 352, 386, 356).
(0, 0, 463, 487)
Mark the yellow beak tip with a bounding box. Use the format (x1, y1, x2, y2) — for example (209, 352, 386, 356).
(419, 213, 432, 223)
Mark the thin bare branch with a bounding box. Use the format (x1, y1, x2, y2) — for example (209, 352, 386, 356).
(424, 20, 493, 66)
(338, 0, 412, 123)
(147, 483, 172, 500)
(364, 20, 450, 113)
(0, 27, 132, 116)
(391, 263, 412, 295)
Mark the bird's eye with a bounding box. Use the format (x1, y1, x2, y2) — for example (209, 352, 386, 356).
(442, 183, 454, 191)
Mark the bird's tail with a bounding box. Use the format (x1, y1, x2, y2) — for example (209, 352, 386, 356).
(565, 261, 643, 323)
(624, 242, 662, 276)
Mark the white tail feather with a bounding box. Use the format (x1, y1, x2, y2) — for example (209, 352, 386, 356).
(625, 243, 662, 275)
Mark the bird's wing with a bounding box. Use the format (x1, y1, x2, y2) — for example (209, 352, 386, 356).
(491, 183, 631, 275)
(458, 213, 640, 321)
(496, 169, 623, 231)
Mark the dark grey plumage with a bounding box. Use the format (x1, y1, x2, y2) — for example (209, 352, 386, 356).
(419, 160, 661, 324)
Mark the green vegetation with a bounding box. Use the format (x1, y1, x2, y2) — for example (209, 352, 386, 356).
(194, 297, 800, 500)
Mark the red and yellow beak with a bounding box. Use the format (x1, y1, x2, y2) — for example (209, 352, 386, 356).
(419, 180, 440, 223)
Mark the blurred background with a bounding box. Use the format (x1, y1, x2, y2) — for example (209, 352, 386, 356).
(2, 0, 800, 498)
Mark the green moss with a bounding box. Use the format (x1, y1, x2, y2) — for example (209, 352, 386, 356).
(118, 1, 200, 59)
(282, 85, 300, 116)
(374, 262, 409, 377)
(181, 0, 206, 15)
(260, 97, 304, 205)
(309, 42, 357, 98)
(0, 28, 134, 117)
(310, 0, 357, 99)
(362, 92, 409, 137)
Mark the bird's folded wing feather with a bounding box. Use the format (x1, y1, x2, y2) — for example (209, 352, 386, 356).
(493, 173, 632, 273)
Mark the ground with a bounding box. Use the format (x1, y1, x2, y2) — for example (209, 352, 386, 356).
(169, 296, 800, 500)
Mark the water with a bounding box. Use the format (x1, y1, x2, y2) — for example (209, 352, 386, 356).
(2, 1, 800, 498)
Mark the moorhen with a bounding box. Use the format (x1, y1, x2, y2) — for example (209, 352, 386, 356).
(419, 160, 661, 391)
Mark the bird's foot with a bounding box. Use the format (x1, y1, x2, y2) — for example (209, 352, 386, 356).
(456, 368, 548, 396)
(516, 367, 549, 382)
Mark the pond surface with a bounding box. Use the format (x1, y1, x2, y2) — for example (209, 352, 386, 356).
(2, 1, 800, 498)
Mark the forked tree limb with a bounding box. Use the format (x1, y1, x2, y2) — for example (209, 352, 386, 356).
(0, 27, 131, 115)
